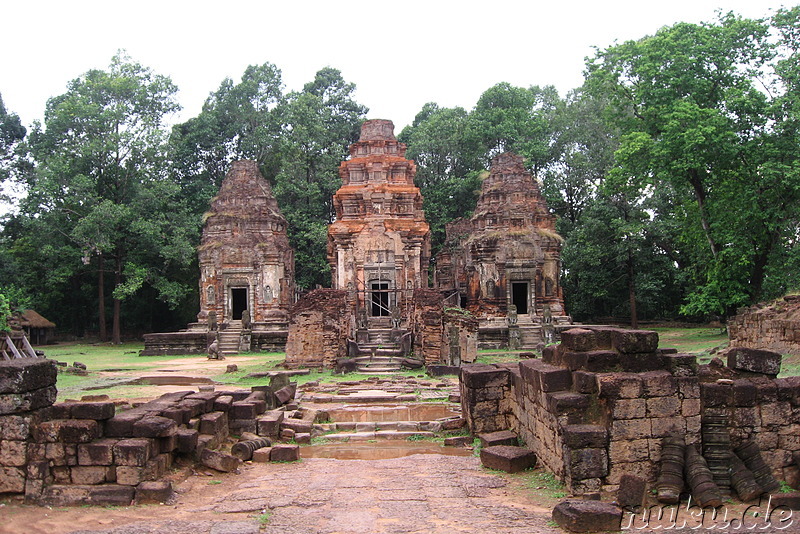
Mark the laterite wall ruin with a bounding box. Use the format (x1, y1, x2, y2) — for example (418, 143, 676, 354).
(729, 294, 800, 356)
(461, 327, 800, 495)
(0, 358, 297, 505)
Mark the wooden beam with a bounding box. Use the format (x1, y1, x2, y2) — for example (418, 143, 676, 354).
(21, 334, 37, 358)
(5, 336, 23, 359)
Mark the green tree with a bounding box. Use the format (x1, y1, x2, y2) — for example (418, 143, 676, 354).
(470, 83, 562, 174)
(169, 63, 285, 214)
(274, 67, 367, 289)
(0, 93, 27, 194)
(584, 12, 800, 317)
(399, 104, 483, 254)
(21, 52, 195, 342)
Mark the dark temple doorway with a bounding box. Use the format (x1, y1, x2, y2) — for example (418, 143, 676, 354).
(371, 282, 390, 316)
(231, 288, 247, 320)
(511, 282, 529, 315)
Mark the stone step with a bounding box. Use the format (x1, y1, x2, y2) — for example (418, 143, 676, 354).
(358, 362, 400, 371)
(353, 356, 402, 364)
(324, 421, 445, 432)
(319, 430, 436, 442)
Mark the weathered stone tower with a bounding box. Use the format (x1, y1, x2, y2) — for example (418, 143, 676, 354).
(198, 160, 295, 325)
(141, 160, 294, 355)
(435, 152, 569, 348)
(284, 121, 477, 370)
(327, 119, 431, 322)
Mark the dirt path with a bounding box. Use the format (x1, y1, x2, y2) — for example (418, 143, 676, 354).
(1, 454, 558, 534)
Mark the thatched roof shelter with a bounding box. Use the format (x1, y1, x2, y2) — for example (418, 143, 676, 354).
(10, 309, 56, 345)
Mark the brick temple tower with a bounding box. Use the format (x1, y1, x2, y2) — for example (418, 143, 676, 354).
(327, 119, 431, 323)
(197, 160, 295, 350)
(435, 152, 569, 348)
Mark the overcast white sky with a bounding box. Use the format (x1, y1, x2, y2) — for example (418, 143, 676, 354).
(0, 0, 792, 133)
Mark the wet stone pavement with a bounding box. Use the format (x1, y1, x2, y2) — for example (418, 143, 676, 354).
(67, 454, 558, 534)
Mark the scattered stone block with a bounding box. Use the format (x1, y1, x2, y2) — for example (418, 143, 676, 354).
(444, 436, 472, 447)
(280, 428, 295, 440)
(135, 480, 174, 504)
(213, 395, 233, 412)
(480, 445, 536, 473)
(770, 492, 800, 511)
(176, 428, 198, 454)
(257, 410, 284, 438)
(132, 416, 177, 438)
(552, 499, 623, 533)
(617, 474, 647, 511)
(113, 438, 152, 467)
(35, 419, 100, 443)
(270, 443, 300, 462)
(440, 417, 465, 430)
(0, 358, 58, 394)
(200, 448, 240, 473)
(426, 365, 461, 377)
(727, 347, 782, 376)
(294, 432, 311, 444)
(252, 447, 272, 462)
(478, 430, 518, 448)
(199, 411, 228, 436)
(71, 401, 116, 420)
(229, 419, 257, 434)
(274, 384, 297, 405)
(231, 402, 258, 420)
(281, 419, 313, 434)
(77, 439, 116, 466)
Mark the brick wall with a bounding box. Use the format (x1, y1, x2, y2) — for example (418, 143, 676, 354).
(461, 327, 800, 495)
(729, 295, 800, 356)
(0, 358, 294, 505)
(284, 289, 349, 368)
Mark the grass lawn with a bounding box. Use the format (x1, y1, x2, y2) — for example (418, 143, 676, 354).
(653, 326, 729, 355)
(42, 342, 432, 401)
(39, 325, 798, 400)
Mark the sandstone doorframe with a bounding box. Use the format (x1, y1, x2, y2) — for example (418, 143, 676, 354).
(225, 276, 251, 321)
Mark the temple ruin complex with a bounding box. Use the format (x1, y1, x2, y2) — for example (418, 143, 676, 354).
(143, 121, 573, 363)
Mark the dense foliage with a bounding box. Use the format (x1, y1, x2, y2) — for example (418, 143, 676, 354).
(0, 7, 797, 338)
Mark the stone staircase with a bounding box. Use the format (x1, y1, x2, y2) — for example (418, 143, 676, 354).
(353, 323, 406, 373)
(218, 320, 243, 356)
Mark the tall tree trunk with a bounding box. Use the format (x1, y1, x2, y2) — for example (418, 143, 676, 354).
(112, 255, 122, 344)
(688, 169, 719, 259)
(628, 251, 638, 330)
(98, 253, 107, 342)
(748, 233, 777, 306)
